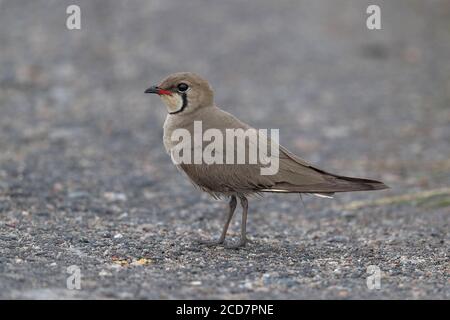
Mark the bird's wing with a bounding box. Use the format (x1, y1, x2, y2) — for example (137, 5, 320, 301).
(175, 107, 387, 195)
(262, 144, 387, 193)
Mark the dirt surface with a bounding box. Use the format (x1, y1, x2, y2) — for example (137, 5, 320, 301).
(0, 0, 449, 299)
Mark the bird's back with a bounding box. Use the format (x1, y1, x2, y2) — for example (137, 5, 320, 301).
(163, 106, 387, 197)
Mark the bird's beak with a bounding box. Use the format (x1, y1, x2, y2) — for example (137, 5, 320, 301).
(145, 86, 172, 95)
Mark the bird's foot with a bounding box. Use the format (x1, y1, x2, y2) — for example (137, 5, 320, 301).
(224, 238, 247, 249)
(196, 238, 225, 247)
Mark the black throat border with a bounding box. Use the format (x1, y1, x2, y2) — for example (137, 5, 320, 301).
(169, 93, 187, 115)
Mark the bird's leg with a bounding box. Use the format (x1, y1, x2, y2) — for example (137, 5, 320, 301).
(217, 195, 237, 243)
(225, 195, 248, 249)
(198, 195, 237, 246)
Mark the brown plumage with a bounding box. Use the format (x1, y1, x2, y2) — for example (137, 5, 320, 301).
(145, 72, 388, 248)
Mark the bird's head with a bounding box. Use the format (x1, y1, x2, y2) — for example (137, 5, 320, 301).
(145, 72, 214, 115)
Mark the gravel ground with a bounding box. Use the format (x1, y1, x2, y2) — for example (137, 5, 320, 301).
(0, 0, 449, 299)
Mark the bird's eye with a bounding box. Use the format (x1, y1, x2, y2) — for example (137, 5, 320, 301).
(177, 83, 189, 92)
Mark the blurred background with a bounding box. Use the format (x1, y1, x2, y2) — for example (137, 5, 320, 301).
(0, 0, 448, 299)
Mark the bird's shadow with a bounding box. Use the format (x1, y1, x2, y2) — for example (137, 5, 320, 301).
(185, 238, 315, 259)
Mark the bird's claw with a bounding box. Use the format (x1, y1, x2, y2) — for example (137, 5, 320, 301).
(196, 238, 249, 249)
(196, 238, 225, 247)
(224, 239, 247, 249)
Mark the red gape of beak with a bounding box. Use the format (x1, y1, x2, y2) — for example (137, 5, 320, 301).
(145, 86, 172, 95)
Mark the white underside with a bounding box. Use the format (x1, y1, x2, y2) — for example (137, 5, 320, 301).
(312, 193, 334, 199)
(260, 189, 334, 198)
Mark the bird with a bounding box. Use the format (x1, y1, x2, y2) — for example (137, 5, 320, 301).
(145, 72, 388, 248)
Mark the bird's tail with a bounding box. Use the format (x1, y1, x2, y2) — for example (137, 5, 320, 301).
(261, 175, 388, 194)
(327, 174, 389, 192)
